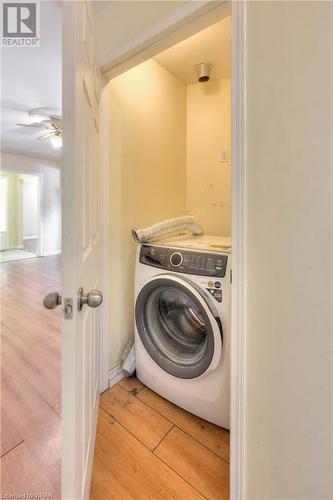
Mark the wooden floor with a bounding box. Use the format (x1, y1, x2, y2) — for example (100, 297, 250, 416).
(0, 256, 61, 498)
(1, 255, 229, 499)
(91, 378, 230, 500)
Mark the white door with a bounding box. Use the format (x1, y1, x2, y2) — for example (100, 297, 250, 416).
(62, 2, 103, 498)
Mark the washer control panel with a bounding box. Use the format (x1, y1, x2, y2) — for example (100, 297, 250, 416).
(139, 245, 228, 277)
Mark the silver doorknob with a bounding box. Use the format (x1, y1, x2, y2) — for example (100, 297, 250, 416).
(43, 291, 62, 309)
(78, 287, 103, 311)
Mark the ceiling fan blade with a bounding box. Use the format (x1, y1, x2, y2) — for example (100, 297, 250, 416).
(38, 131, 56, 140)
(50, 117, 62, 129)
(50, 114, 62, 122)
(41, 119, 52, 124)
(16, 122, 45, 128)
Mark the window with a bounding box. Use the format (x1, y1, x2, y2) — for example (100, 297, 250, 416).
(0, 177, 8, 232)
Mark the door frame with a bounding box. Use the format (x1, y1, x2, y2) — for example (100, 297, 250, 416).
(1, 168, 44, 256)
(99, 1, 247, 498)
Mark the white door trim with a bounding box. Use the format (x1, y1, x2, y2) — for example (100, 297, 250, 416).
(99, 88, 111, 393)
(1, 168, 44, 256)
(99, 2, 247, 497)
(230, 2, 246, 499)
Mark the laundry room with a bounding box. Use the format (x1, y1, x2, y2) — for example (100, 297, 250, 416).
(95, 12, 232, 499)
(107, 14, 231, 376)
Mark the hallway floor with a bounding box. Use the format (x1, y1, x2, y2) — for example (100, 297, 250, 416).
(0, 249, 37, 263)
(0, 256, 61, 498)
(91, 377, 230, 499)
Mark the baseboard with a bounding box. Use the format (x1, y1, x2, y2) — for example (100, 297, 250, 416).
(108, 364, 126, 388)
(3, 245, 24, 250)
(41, 249, 62, 256)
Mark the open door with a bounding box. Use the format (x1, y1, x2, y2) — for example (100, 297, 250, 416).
(62, 1, 103, 498)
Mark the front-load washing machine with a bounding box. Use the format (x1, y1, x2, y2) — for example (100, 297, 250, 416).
(134, 235, 231, 429)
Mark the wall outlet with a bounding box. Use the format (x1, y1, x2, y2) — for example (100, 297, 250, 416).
(220, 150, 229, 163)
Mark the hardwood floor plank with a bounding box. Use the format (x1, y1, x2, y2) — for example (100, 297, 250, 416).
(0, 256, 61, 496)
(137, 387, 230, 462)
(1, 335, 61, 408)
(1, 442, 59, 499)
(29, 337, 61, 373)
(53, 404, 61, 417)
(90, 409, 204, 500)
(155, 427, 229, 500)
(118, 376, 144, 395)
(100, 384, 173, 450)
(1, 322, 52, 350)
(1, 407, 23, 457)
(1, 368, 61, 495)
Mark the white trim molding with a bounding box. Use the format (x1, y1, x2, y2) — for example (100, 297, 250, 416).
(230, 2, 247, 500)
(23, 235, 39, 240)
(41, 249, 62, 257)
(99, 86, 111, 393)
(5, 245, 24, 250)
(108, 364, 126, 389)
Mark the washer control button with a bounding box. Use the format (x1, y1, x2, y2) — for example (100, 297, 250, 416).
(206, 288, 223, 303)
(170, 252, 183, 267)
(214, 281, 221, 289)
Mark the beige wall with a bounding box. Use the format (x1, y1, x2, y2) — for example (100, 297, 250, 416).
(107, 59, 187, 369)
(186, 78, 231, 236)
(94, 1, 191, 63)
(245, 2, 333, 498)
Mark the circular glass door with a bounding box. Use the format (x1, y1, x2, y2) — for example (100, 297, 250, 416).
(135, 277, 222, 379)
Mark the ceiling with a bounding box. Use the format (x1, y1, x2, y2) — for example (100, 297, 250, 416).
(92, 0, 191, 65)
(1, 1, 62, 160)
(154, 16, 231, 84)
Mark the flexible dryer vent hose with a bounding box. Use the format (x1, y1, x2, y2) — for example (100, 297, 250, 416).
(132, 216, 203, 243)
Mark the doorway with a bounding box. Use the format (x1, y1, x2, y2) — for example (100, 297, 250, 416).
(59, 1, 246, 498)
(0, 172, 41, 263)
(91, 10, 232, 500)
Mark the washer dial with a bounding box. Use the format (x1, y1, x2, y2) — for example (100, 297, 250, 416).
(170, 252, 183, 267)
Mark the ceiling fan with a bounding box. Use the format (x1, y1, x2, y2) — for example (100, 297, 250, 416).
(17, 109, 62, 149)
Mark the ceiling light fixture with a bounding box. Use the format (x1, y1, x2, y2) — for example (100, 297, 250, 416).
(16, 109, 63, 149)
(51, 134, 62, 149)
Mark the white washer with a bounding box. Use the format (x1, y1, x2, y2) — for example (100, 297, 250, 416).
(134, 235, 231, 429)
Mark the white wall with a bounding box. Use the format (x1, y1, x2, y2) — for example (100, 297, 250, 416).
(107, 59, 186, 370)
(186, 78, 231, 236)
(245, 2, 333, 498)
(1, 152, 61, 256)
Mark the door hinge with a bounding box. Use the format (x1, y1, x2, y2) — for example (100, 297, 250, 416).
(63, 297, 73, 319)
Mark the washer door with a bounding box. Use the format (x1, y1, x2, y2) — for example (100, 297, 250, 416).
(135, 275, 222, 379)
